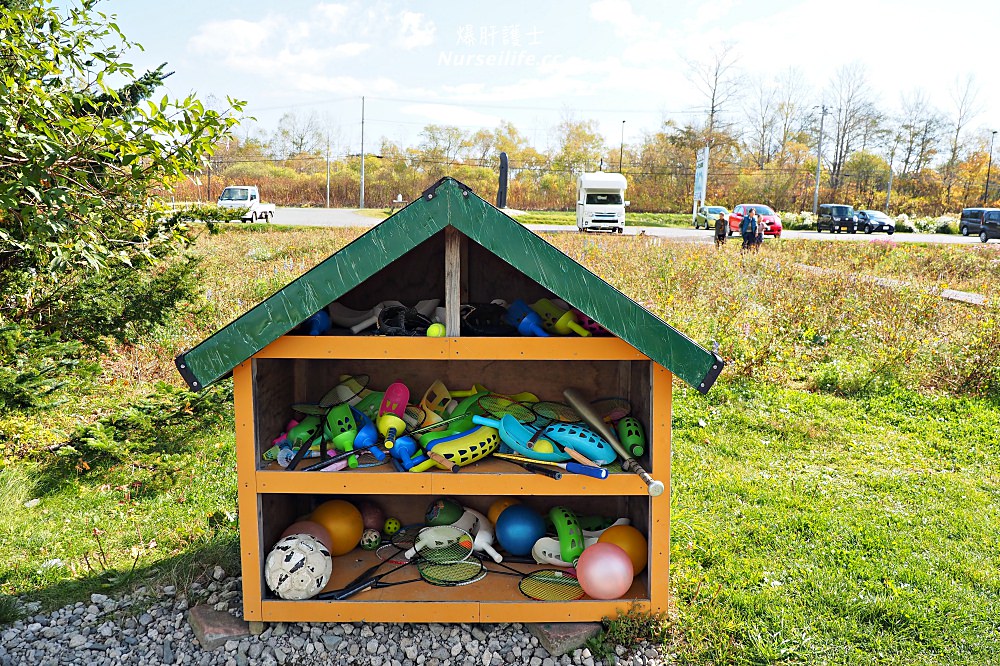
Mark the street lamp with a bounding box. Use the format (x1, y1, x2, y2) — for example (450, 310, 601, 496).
(619, 120, 625, 173)
(984, 130, 997, 205)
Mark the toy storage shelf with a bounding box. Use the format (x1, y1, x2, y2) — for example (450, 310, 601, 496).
(234, 335, 671, 624)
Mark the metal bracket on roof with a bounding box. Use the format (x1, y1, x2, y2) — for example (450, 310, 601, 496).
(697, 353, 726, 394)
(175, 353, 202, 391)
(422, 177, 473, 201)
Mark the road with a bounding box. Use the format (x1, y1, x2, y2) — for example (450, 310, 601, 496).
(270, 208, 982, 246)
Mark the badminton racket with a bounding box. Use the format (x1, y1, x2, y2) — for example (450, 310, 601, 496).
(518, 569, 585, 601)
(319, 525, 475, 600)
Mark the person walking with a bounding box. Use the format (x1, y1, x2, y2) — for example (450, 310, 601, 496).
(740, 208, 758, 252)
(714, 212, 728, 248)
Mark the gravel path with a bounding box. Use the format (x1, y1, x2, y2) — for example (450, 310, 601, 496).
(0, 568, 669, 665)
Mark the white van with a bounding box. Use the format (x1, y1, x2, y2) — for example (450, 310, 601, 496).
(576, 172, 628, 233)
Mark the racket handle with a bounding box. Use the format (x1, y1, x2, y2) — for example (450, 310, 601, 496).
(564, 462, 608, 479)
(481, 543, 504, 563)
(523, 462, 562, 480)
(427, 450, 458, 472)
(328, 576, 378, 601)
(471, 415, 500, 428)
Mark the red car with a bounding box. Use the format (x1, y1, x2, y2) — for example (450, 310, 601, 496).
(728, 204, 782, 238)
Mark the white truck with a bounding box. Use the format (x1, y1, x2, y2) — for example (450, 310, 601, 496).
(576, 172, 628, 233)
(217, 185, 275, 223)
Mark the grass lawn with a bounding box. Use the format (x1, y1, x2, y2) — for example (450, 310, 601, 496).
(2, 225, 999, 664)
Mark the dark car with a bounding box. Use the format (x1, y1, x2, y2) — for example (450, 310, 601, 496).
(980, 210, 1000, 243)
(959, 207, 998, 237)
(856, 210, 895, 235)
(694, 205, 729, 230)
(817, 204, 857, 233)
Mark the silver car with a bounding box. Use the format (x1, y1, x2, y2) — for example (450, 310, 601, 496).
(695, 205, 729, 230)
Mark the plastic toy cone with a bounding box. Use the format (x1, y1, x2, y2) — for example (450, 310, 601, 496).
(504, 299, 550, 337)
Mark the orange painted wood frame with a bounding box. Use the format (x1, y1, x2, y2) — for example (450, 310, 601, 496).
(233, 335, 671, 623)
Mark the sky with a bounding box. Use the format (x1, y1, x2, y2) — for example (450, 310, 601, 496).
(105, 0, 1000, 158)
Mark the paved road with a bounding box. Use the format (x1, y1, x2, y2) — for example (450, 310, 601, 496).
(271, 207, 984, 246)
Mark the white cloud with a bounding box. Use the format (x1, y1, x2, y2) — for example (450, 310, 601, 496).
(333, 42, 371, 57)
(590, 0, 644, 35)
(315, 3, 350, 30)
(188, 19, 272, 54)
(398, 11, 435, 49)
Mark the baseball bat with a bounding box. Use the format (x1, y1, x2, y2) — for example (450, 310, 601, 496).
(562, 388, 664, 496)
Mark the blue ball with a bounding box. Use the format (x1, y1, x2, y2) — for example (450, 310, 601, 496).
(495, 504, 546, 557)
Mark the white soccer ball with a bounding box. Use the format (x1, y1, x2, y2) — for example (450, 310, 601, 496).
(264, 534, 333, 600)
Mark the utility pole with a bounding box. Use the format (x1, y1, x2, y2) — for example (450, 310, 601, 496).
(812, 105, 829, 216)
(326, 134, 331, 209)
(619, 120, 625, 173)
(984, 130, 997, 205)
(359, 96, 366, 209)
(885, 134, 899, 213)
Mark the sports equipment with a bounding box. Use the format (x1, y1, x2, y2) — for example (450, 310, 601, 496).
(279, 520, 334, 553)
(495, 504, 546, 557)
(616, 416, 646, 457)
(530, 298, 591, 337)
(320, 525, 478, 600)
(576, 542, 634, 600)
(377, 381, 409, 449)
(310, 499, 364, 557)
(264, 534, 333, 600)
(487, 498, 519, 525)
(426, 323, 447, 337)
(356, 500, 386, 532)
(518, 569, 584, 601)
(492, 453, 608, 480)
(383, 517, 402, 537)
(360, 529, 382, 550)
(563, 388, 664, 496)
(425, 497, 464, 526)
(597, 525, 648, 575)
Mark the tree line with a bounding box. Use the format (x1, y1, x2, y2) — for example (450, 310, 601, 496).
(170, 56, 994, 216)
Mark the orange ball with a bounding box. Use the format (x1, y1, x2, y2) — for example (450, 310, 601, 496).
(280, 520, 334, 553)
(487, 497, 520, 526)
(597, 525, 648, 574)
(310, 499, 364, 556)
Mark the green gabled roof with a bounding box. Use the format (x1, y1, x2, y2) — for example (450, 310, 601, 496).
(176, 177, 723, 393)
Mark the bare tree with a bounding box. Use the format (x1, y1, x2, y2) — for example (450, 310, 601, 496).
(943, 74, 982, 206)
(825, 63, 875, 193)
(686, 45, 742, 149)
(773, 67, 810, 161)
(896, 90, 942, 176)
(271, 111, 325, 159)
(743, 74, 778, 167)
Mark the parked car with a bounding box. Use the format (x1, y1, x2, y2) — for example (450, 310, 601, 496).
(959, 207, 998, 237)
(694, 205, 729, 230)
(817, 204, 857, 233)
(727, 204, 782, 238)
(217, 185, 275, 223)
(856, 209, 895, 235)
(980, 210, 1000, 243)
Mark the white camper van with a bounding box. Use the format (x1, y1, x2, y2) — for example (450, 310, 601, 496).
(576, 172, 628, 233)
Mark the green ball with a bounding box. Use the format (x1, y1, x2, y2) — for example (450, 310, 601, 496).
(426, 323, 447, 337)
(383, 517, 401, 537)
(425, 497, 463, 526)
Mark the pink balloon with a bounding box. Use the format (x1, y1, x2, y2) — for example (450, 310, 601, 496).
(576, 543, 634, 600)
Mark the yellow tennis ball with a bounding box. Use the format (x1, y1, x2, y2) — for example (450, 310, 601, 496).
(427, 323, 447, 337)
(532, 440, 555, 454)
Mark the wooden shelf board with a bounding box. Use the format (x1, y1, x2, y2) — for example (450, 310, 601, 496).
(255, 457, 648, 496)
(256, 336, 648, 361)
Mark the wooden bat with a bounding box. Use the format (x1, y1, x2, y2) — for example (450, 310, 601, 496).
(563, 388, 665, 497)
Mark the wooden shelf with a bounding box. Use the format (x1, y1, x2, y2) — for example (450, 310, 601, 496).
(256, 458, 648, 496)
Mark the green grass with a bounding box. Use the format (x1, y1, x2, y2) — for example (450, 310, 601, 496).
(3, 225, 1000, 665)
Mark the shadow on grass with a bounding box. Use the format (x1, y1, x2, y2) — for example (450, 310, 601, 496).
(15, 531, 241, 617)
